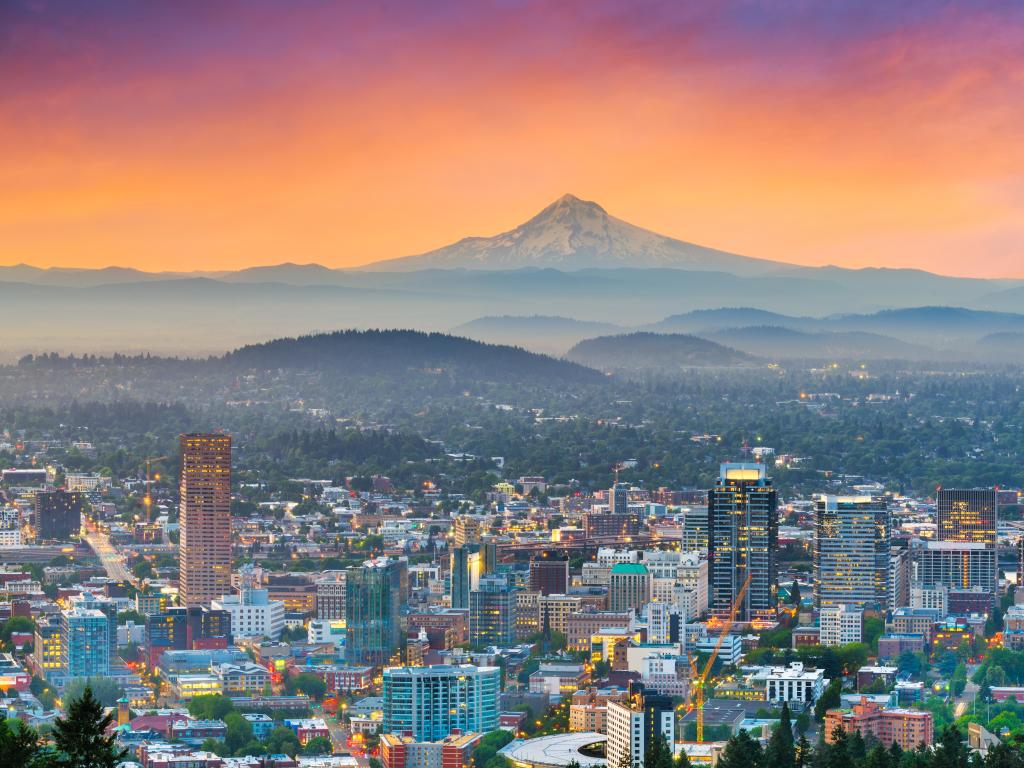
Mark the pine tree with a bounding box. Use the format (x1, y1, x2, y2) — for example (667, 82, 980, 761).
(0, 718, 43, 768)
(932, 725, 969, 768)
(52, 685, 127, 768)
(796, 735, 812, 768)
(717, 730, 763, 768)
(765, 702, 796, 768)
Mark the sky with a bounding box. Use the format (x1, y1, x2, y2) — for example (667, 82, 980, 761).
(2, 0, 1023, 277)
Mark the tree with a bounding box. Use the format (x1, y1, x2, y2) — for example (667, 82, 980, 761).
(51, 685, 126, 768)
(932, 724, 969, 768)
(223, 712, 253, 754)
(644, 733, 674, 768)
(822, 726, 855, 768)
(302, 736, 333, 756)
(0, 717, 43, 768)
(285, 672, 327, 701)
(717, 730, 763, 768)
(116, 609, 147, 626)
(64, 677, 124, 708)
(815, 679, 843, 722)
(188, 694, 234, 720)
(263, 726, 301, 757)
(982, 741, 1024, 768)
(765, 702, 796, 768)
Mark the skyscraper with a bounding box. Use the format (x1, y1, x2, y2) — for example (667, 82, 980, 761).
(469, 574, 514, 647)
(708, 463, 778, 622)
(450, 542, 495, 609)
(814, 495, 890, 610)
(608, 563, 651, 614)
(34, 490, 84, 541)
(937, 488, 997, 545)
(61, 604, 109, 678)
(178, 433, 232, 607)
(346, 557, 406, 666)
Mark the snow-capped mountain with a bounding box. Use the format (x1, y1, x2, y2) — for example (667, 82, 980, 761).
(365, 193, 782, 274)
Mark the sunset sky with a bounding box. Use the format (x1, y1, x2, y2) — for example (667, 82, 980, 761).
(2, 1, 1023, 277)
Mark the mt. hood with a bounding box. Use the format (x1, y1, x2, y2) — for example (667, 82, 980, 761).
(365, 194, 782, 274)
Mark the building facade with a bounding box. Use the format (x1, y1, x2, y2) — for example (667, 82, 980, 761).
(609, 564, 651, 614)
(382, 664, 500, 741)
(814, 495, 890, 610)
(708, 463, 778, 622)
(34, 490, 84, 542)
(178, 433, 232, 607)
(346, 558, 406, 666)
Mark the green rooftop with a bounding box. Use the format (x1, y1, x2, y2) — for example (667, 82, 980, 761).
(610, 563, 649, 575)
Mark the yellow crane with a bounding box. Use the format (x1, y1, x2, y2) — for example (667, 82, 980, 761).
(686, 571, 752, 743)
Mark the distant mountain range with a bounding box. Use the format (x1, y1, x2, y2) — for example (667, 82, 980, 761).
(1, 193, 1023, 360)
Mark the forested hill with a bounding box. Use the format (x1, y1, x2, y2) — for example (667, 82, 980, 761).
(220, 329, 604, 383)
(566, 332, 755, 372)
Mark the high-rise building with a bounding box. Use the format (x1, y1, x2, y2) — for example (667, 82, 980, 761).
(145, 605, 232, 667)
(382, 664, 500, 741)
(911, 540, 997, 599)
(34, 490, 84, 541)
(450, 543, 495, 609)
(889, 547, 911, 611)
(529, 553, 569, 596)
(708, 463, 778, 622)
(936, 488, 997, 545)
(452, 516, 482, 547)
(606, 687, 675, 768)
(346, 558, 406, 666)
(178, 433, 232, 607)
(814, 495, 890, 610)
(316, 571, 347, 619)
(34, 617, 62, 673)
(70, 591, 118, 662)
(469, 575, 514, 647)
(61, 604, 109, 678)
(609, 563, 651, 614)
(610, 483, 630, 516)
(681, 506, 709, 553)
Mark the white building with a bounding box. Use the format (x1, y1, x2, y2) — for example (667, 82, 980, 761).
(0, 528, 21, 547)
(764, 662, 826, 704)
(677, 553, 708, 619)
(212, 588, 285, 640)
(694, 634, 742, 667)
(607, 697, 674, 768)
(820, 604, 863, 647)
(646, 602, 674, 644)
(308, 618, 346, 649)
(910, 584, 949, 614)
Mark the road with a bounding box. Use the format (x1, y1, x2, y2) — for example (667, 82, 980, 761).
(82, 521, 136, 584)
(953, 666, 980, 718)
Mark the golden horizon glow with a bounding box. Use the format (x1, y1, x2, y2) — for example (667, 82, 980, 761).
(2, 2, 1023, 278)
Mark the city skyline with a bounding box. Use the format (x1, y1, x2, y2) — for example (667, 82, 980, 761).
(2, 1, 1024, 277)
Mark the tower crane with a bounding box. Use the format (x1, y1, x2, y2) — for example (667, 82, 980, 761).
(685, 571, 752, 743)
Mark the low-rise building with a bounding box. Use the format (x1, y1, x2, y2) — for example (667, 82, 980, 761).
(820, 604, 863, 647)
(380, 732, 481, 768)
(764, 663, 826, 704)
(569, 687, 629, 733)
(825, 697, 933, 750)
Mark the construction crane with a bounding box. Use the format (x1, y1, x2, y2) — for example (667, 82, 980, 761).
(686, 571, 753, 743)
(142, 456, 168, 523)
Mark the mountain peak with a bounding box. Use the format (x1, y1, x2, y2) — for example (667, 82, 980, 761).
(363, 194, 779, 274)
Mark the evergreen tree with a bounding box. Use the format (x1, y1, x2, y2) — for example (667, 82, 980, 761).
(983, 741, 1024, 768)
(765, 702, 796, 768)
(0, 718, 43, 768)
(932, 725, 969, 768)
(717, 730, 763, 768)
(796, 735, 812, 768)
(645, 733, 674, 768)
(823, 726, 856, 768)
(863, 745, 890, 768)
(675, 747, 692, 768)
(51, 685, 127, 768)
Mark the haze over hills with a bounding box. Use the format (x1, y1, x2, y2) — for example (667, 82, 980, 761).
(451, 315, 626, 356)
(566, 332, 755, 373)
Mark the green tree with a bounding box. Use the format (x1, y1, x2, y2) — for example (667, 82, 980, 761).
(51, 685, 127, 768)
(931, 724, 968, 768)
(64, 677, 124, 708)
(822, 726, 855, 768)
(815, 679, 843, 722)
(223, 712, 253, 754)
(765, 702, 795, 768)
(187, 693, 234, 720)
(0, 717, 43, 768)
(717, 730, 763, 768)
(644, 733, 674, 768)
(302, 736, 333, 756)
(284, 672, 327, 701)
(983, 741, 1024, 768)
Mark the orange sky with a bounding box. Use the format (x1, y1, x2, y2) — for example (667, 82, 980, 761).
(1, 1, 1022, 277)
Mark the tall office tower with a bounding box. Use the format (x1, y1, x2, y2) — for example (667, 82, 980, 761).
(346, 558, 406, 666)
(937, 488, 997, 544)
(34, 617, 63, 673)
(450, 543, 496, 609)
(382, 664, 500, 741)
(469, 575, 515, 647)
(145, 605, 232, 667)
(889, 547, 911, 611)
(34, 490, 84, 541)
(61, 604, 110, 678)
(814, 495, 890, 610)
(609, 563, 651, 613)
(529, 553, 569, 596)
(316, 571, 347, 619)
(178, 433, 232, 607)
(610, 483, 630, 515)
(708, 463, 778, 622)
